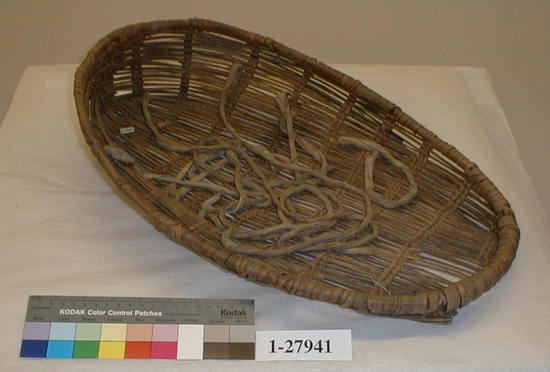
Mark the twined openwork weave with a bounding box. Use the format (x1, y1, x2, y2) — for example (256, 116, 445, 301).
(75, 19, 519, 322)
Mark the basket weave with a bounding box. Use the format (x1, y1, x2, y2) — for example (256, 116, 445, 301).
(74, 19, 519, 322)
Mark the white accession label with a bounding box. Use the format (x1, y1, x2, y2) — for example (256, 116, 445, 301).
(255, 329, 352, 361)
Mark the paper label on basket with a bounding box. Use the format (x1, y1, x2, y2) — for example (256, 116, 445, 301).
(255, 329, 352, 361)
(119, 126, 135, 134)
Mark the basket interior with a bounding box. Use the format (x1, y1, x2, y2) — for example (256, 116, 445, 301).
(82, 23, 500, 312)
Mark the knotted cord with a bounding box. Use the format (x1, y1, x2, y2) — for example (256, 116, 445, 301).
(105, 63, 418, 257)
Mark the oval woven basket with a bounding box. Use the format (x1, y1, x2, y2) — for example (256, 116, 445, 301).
(74, 19, 519, 322)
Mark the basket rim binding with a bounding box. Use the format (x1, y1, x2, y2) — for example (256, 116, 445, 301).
(74, 18, 520, 322)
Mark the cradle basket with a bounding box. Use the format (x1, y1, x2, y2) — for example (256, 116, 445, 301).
(74, 19, 519, 322)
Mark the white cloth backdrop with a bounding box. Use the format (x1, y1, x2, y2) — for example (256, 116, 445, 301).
(1, 64, 549, 371)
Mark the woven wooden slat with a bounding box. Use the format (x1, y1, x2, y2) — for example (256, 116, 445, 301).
(74, 19, 519, 322)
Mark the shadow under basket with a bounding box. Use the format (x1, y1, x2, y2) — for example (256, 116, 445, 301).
(74, 19, 519, 323)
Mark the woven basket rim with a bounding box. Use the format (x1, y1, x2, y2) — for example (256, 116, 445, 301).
(74, 18, 520, 321)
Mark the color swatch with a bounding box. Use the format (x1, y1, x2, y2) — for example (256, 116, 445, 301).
(21, 321, 255, 359)
(204, 324, 255, 359)
(20, 296, 256, 360)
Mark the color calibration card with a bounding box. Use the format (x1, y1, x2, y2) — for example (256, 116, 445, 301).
(20, 295, 255, 360)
